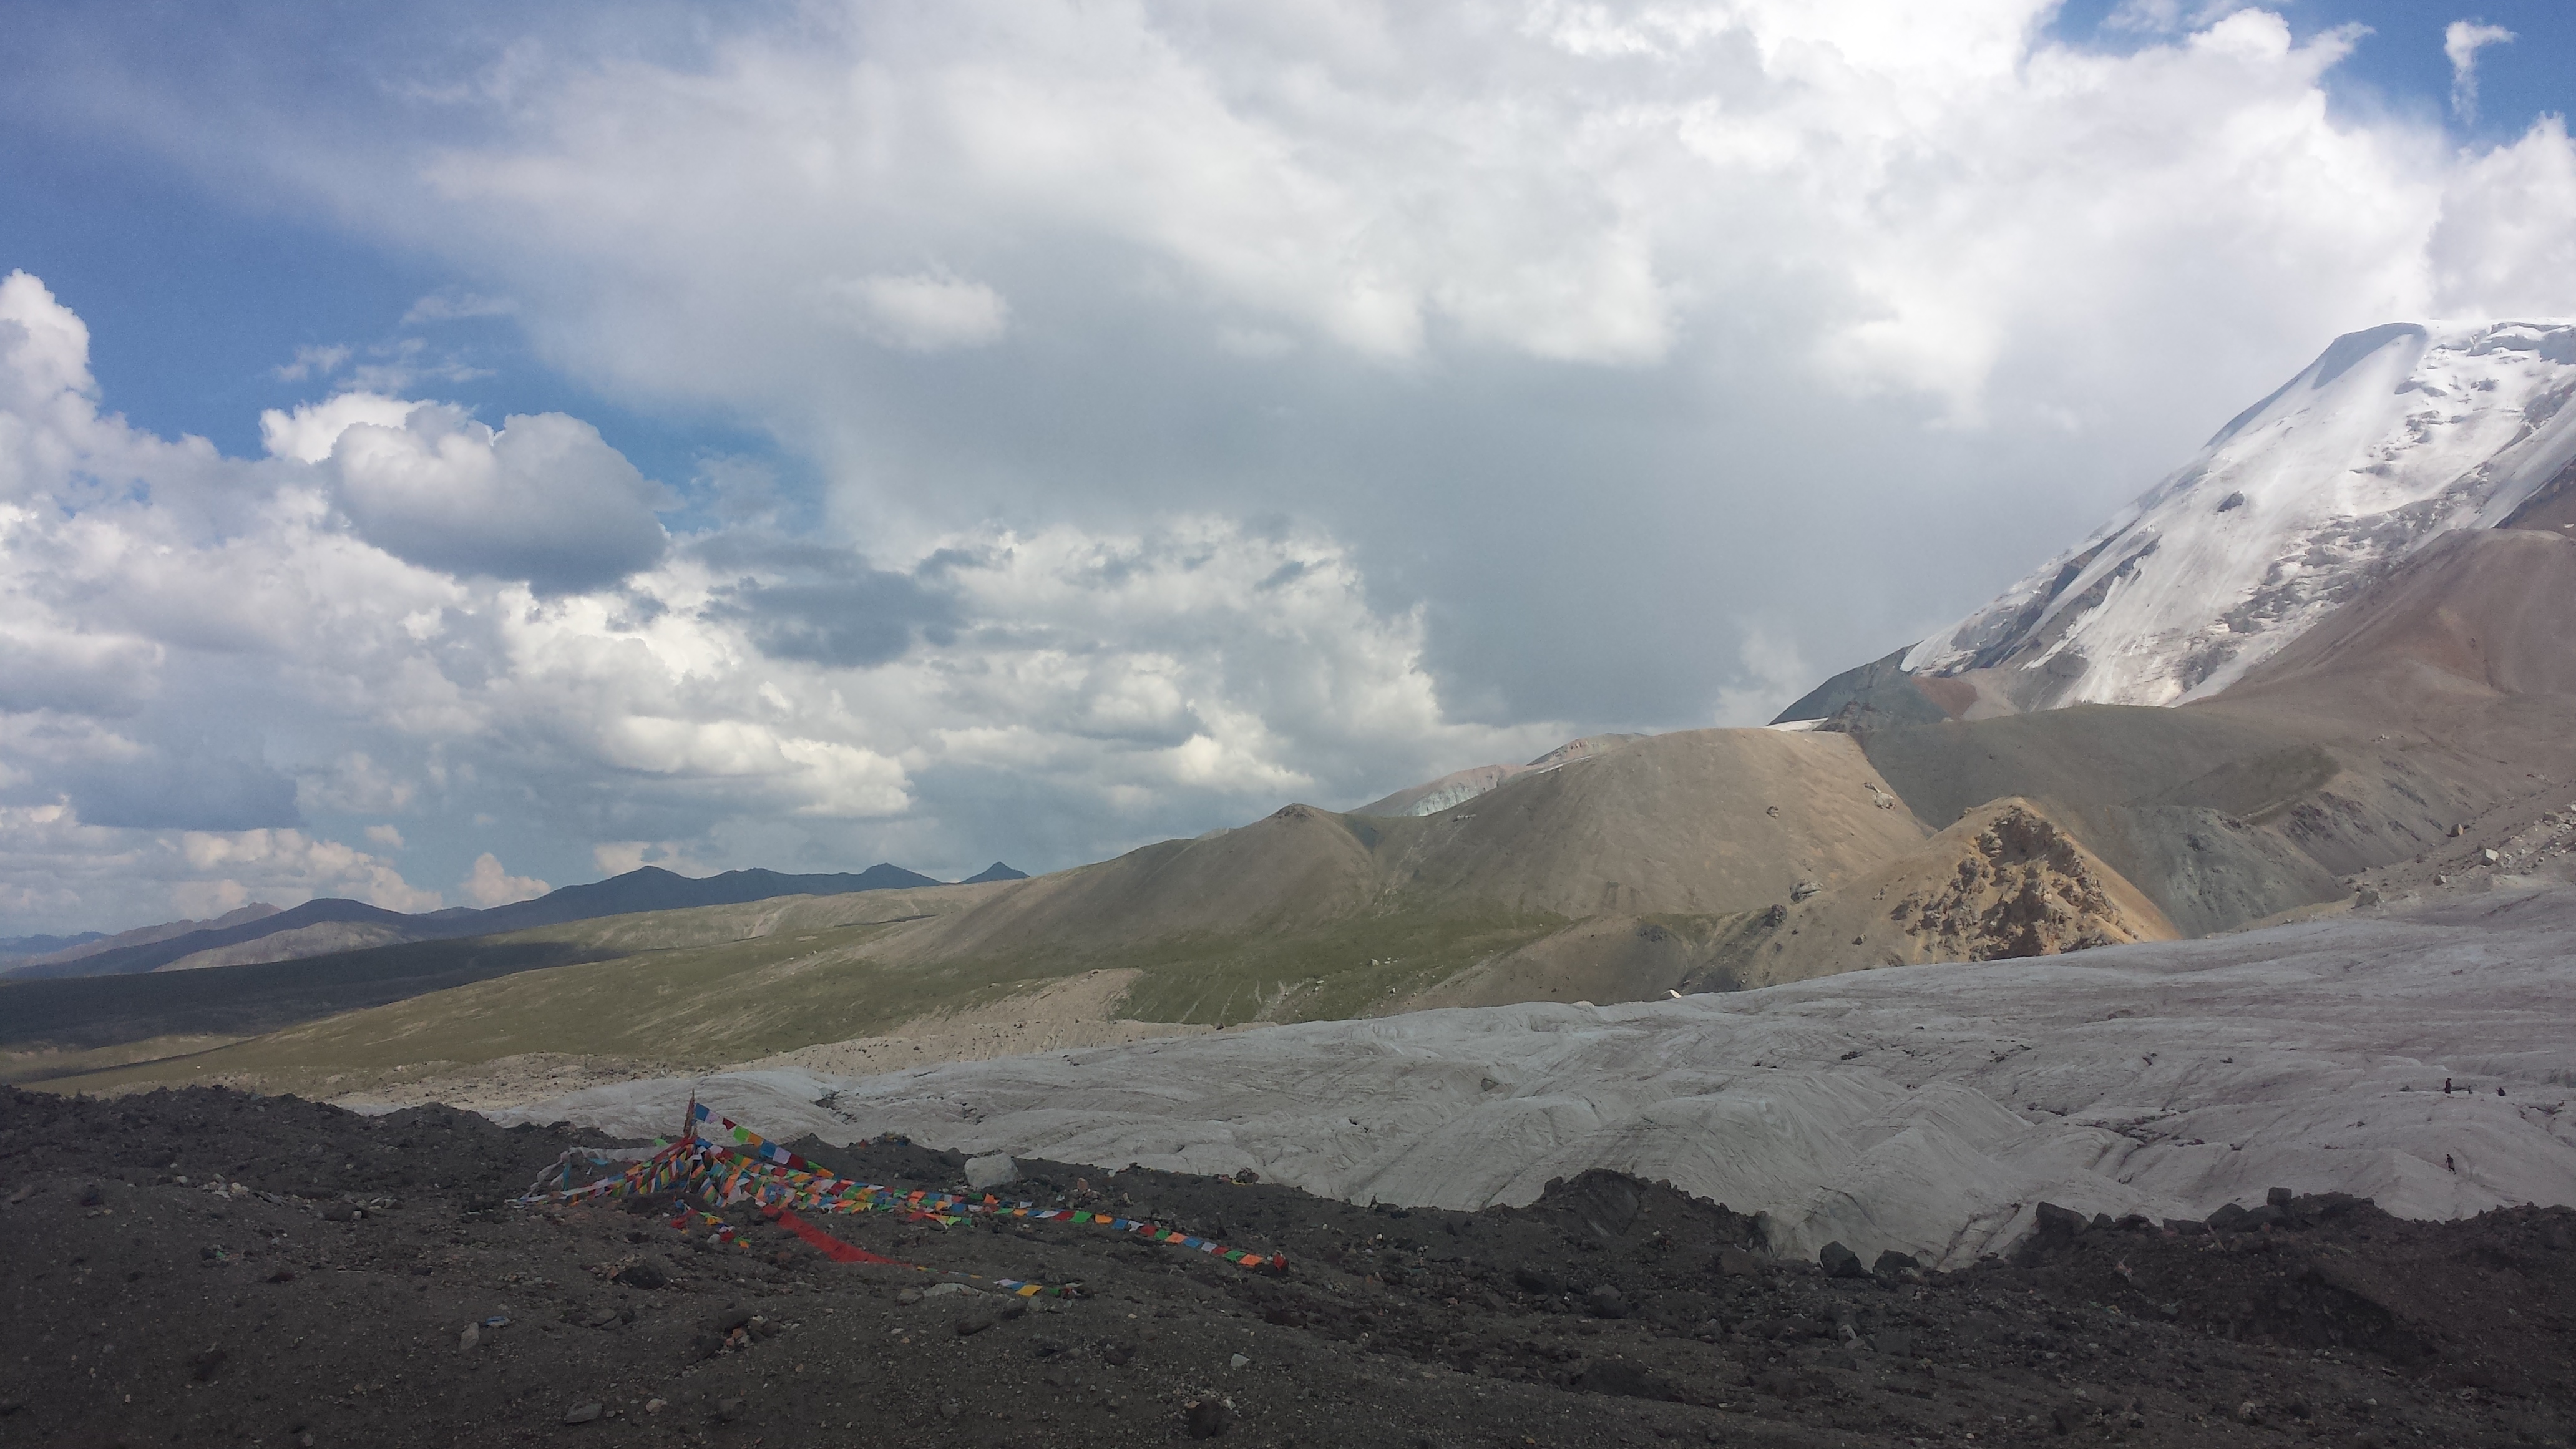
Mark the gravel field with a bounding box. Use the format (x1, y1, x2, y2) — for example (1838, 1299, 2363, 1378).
(5, 1086, 2572, 1448)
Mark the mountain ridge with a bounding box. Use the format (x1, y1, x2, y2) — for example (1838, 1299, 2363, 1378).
(1, 862, 947, 982)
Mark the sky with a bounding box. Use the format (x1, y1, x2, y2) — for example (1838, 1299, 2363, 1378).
(1, 0, 2572, 935)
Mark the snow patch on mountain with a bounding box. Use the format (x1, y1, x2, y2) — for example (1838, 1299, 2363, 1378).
(1905, 321, 2576, 708)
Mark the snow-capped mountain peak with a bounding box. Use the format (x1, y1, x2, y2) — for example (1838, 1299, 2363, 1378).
(1896, 320, 2576, 711)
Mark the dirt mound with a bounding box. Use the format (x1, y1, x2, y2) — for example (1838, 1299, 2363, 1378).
(1747, 799, 2177, 983)
(7, 1086, 2572, 1448)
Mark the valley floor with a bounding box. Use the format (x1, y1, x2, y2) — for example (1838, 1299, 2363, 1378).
(4, 1086, 2570, 1449)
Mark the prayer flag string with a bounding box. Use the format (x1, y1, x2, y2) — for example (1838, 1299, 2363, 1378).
(512, 1102, 1287, 1290)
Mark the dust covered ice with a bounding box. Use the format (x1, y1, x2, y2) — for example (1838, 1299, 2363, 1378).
(507, 886, 2576, 1269)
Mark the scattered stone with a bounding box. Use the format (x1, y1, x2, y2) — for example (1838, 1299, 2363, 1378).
(190, 1347, 228, 1382)
(1872, 1249, 1921, 1278)
(643, 1399, 665, 1415)
(711, 1397, 744, 1423)
(937, 1398, 962, 1420)
(2032, 1201, 2089, 1240)
(1712, 1247, 1764, 1277)
(1101, 1341, 1137, 1366)
(458, 1324, 480, 1352)
(964, 1153, 1020, 1191)
(1183, 1398, 1232, 1438)
(1817, 1241, 1868, 1279)
(318, 1203, 357, 1223)
(1512, 1266, 1563, 1295)
(585, 1309, 620, 1329)
(562, 1402, 602, 1425)
(77, 1184, 103, 1208)
(895, 1288, 922, 1305)
(955, 1307, 998, 1337)
(610, 1261, 665, 1290)
(1584, 1284, 1629, 1318)
(922, 1282, 972, 1298)
(1229, 1352, 1250, 1369)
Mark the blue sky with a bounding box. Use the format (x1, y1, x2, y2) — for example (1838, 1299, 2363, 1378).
(1, 1, 2571, 932)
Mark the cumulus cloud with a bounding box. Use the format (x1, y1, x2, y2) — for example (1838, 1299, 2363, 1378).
(2445, 20, 2514, 122)
(260, 392, 415, 464)
(460, 851, 548, 906)
(270, 396, 673, 592)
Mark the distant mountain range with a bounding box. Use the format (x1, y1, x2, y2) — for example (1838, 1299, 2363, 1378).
(0, 930, 107, 961)
(1, 862, 1025, 982)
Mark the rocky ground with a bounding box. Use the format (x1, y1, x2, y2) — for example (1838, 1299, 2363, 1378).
(4, 1086, 2571, 1449)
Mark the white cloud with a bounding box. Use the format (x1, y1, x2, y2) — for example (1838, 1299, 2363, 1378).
(323, 402, 673, 592)
(829, 271, 1011, 351)
(592, 839, 709, 876)
(0, 270, 95, 419)
(2444, 19, 2514, 122)
(365, 823, 405, 849)
(460, 851, 548, 906)
(2430, 117, 2576, 315)
(273, 343, 351, 383)
(260, 392, 417, 463)
(1709, 621, 1817, 727)
(401, 291, 517, 324)
(0, 801, 445, 924)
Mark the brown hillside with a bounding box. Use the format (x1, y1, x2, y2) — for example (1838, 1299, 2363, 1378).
(853, 727, 1932, 972)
